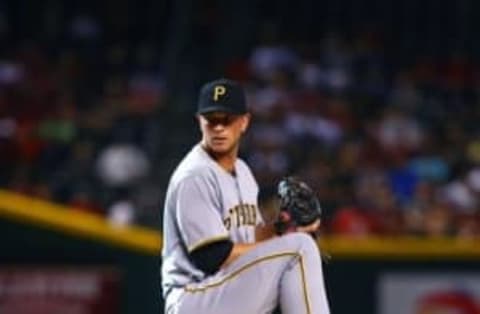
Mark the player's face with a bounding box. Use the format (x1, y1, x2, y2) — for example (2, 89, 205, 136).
(198, 112, 250, 155)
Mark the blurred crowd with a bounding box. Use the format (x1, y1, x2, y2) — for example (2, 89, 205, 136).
(1, 1, 480, 238)
(239, 29, 480, 239)
(0, 9, 170, 228)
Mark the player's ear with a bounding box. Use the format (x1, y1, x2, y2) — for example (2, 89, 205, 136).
(240, 113, 251, 133)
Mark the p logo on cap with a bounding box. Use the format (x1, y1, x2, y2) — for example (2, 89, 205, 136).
(213, 85, 226, 101)
(197, 78, 248, 115)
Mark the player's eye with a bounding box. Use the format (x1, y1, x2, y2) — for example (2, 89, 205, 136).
(203, 114, 238, 126)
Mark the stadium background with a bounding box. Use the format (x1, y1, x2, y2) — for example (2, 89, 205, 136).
(0, 0, 480, 313)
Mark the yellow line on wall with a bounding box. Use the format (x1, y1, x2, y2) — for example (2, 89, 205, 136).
(0, 190, 161, 254)
(319, 235, 480, 260)
(1, 190, 480, 259)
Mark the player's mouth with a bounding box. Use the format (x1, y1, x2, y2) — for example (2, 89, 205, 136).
(212, 136, 227, 144)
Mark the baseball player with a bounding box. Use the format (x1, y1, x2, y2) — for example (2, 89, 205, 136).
(161, 78, 330, 314)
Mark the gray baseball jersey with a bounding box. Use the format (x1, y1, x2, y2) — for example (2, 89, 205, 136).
(162, 144, 262, 292)
(161, 144, 330, 314)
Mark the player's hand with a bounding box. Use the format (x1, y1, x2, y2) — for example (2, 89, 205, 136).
(295, 218, 321, 234)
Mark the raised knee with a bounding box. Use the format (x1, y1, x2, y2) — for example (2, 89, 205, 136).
(283, 232, 319, 254)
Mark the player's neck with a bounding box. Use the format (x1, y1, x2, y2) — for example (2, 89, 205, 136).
(201, 144, 238, 174)
(216, 154, 237, 174)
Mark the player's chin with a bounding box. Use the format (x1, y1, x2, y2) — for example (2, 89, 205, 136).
(208, 141, 233, 154)
(209, 145, 230, 154)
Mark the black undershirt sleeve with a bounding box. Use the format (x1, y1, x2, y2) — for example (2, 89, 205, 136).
(189, 239, 234, 275)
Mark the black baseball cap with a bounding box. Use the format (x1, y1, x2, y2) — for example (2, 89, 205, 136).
(196, 78, 248, 115)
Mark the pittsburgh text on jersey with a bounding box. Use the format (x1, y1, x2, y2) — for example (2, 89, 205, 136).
(223, 204, 257, 229)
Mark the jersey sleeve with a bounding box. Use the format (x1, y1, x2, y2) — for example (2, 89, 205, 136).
(175, 174, 229, 252)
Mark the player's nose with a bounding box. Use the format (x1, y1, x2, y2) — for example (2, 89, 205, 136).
(211, 123, 226, 132)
